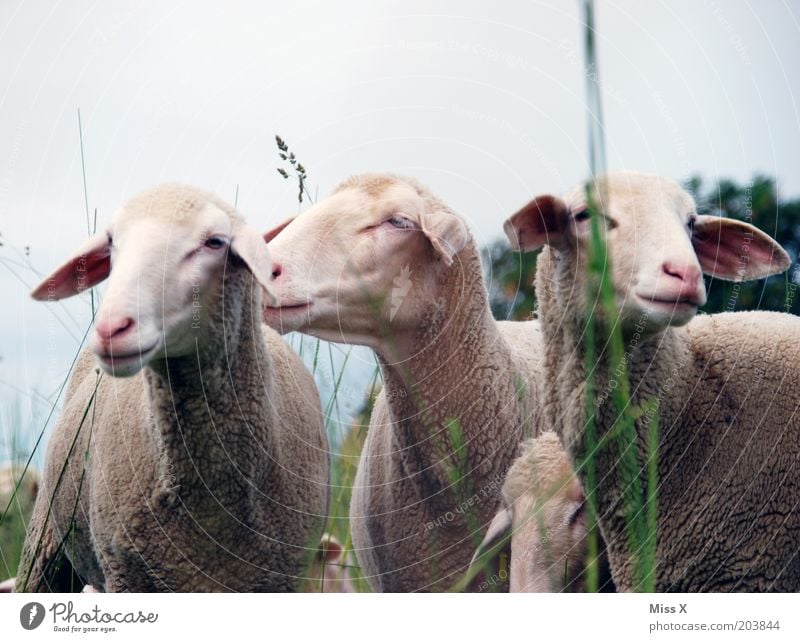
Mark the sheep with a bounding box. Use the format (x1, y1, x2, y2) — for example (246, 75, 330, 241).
(0, 464, 40, 592)
(0, 463, 40, 502)
(469, 432, 615, 592)
(16, 184, 329, 592)
(264, 173, 544, 591)
(504, 170, 800, 591)
(300, 533, 356, 592)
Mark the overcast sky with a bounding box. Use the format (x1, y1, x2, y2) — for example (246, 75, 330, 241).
(1, 1, 799, 450)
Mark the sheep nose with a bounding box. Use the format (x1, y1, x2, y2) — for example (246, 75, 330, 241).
(95, 316, 135, 341)
(271, 263, 282, 281)
(662, 261, 701, 286)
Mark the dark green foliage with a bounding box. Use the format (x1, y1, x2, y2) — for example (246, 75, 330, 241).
(482, 242, 539, 321)
(687, 175, 800, 315)
(0, 468, 37, 582)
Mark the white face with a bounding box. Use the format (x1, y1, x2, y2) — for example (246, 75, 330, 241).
(89, 203, 235, 376)
(265, 181, 441, 347)
(507, 478, 587, 592)
(566, 176, 706, 331)
(507, 172, 789, 338)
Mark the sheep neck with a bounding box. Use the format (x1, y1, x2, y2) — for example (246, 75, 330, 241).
(145, 266, 277, 518)
(377, 244, 525, 510)
(536, 247, 694, 589)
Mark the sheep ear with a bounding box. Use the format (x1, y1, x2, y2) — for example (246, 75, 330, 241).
(231, 224, 278, 305)
(419, 210, 470, 266)
(692, 215, 791, 282)
(264, 216, 294, 243)
(31, 232, 111, 301)
(318, 535, 344, 563)
(466, 507, 512, 592)
(504, 195, 570, 252)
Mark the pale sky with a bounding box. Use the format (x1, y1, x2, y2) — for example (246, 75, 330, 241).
(1, 1, 799, 454)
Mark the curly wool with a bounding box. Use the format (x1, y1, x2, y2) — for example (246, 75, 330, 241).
(536, 246, 800, 592)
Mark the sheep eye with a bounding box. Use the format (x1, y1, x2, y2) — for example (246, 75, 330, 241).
(204, 236, 226, 250)
(687, 218, 696, 231)
(573, 209, 590, 223)
(567, 501, 585, 527)
(387, 215, 415, 230)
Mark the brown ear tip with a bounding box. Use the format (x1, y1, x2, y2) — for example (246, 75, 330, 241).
(777, 247, 792, 271)
(537, 194, 556, 208)
(30, 285, 48, 301)
(766, 244, 793, 277)
(503, 219, 521, 251)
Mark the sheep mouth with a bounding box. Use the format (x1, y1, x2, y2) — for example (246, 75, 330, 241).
(264, 302, 313, 315)
(636, 293, 703, 309)
(262, 302, 313, 333)
(95, 344, 158, 368)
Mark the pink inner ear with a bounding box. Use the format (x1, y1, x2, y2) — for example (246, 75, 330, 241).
(693, 217, 789, 281)
(322, 541, 343, 563)
(31, 238, 110, 301)
(264, 217, 294, 243)
(693, 232, 744, 278)
(506, 195, 569, 251)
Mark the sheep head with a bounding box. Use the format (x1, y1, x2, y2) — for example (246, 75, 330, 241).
(504, 171, 790, 334)
(263, 173, 470, 348)
(470, 433, 595, 592)
(31, 184, 276, 377)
